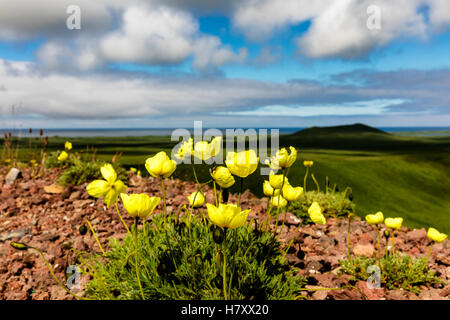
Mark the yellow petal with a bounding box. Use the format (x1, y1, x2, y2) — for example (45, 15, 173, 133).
(145, 152, 166, 177)
(263, 180, 280, 197)
(101, 164, 117, 183)
(162, 159, 177, 178)
(384, 217, 403, 230)
(65, 141, 72, 150)
(58, 151, 69, 161)
(271, 195, 287, 208)
(207, 203, 227, 228)
(282, 184, 303, 202)
(103, 188, 119, 208)
(86, 180, 110, 198)
(208, 136, 222, 158)
(228, 209, 250, 229)
(120, 193, 138, 218)
(188, 191, 205, 208)
(113, 180, 127, 194)
(365, 211, 384, 225)
(427, 227, 447, 243)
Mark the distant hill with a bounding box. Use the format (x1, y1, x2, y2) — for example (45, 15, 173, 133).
(293, 123, 387, 136)
(281, 123, 450, 151)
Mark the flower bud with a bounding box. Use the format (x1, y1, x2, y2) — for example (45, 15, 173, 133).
(10, 242, 29, 251)
(188, 191, 205, 208)
(211, 225, 225, 244)
(211, 166, 235, 188)
(79, 224, 88, 235)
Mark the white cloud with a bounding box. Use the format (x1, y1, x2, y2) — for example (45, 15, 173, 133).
(218, 99, 407, 117)
(233, 0, 332, 41)
(1, 59, 449, 126)
(298, 0, 427, 59)
(427, 0, 450, 30)
(33, 5, 246, 71)
(100, 6, 196, 65)
(233, 0, 450, 59)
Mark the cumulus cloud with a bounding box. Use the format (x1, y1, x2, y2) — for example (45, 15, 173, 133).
(297, 0, 427, 59)
(233, 0, 331, 41)
(100, 6, 196, 65)
(427, 0, 450, 30)
(33, 5, 246, 71)
(233, 0, 450, 59)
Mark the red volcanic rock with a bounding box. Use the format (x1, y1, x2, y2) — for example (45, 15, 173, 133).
(0, 166, 449, 300)
(353, 244, 375, 257)
(355, 280, 384, 300)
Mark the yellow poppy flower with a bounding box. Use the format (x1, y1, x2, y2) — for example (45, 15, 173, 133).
(65, 141, 72, 150)
(384, 217, 403, 230)
(308, 202, 326, 225)
(175, 138, 193, 160)
(120, 193, 160, 220)
(208, 136, 222, 158)
(268, 172, 288, 189)
(145, 151, 177, 178)
(86, 164, 127, 207)
(206, 203, 250, 229)
(365, 211, 384, 225)
(303, 160, 314, 167)
(58, 151, 69, 161)
(282, 183, 303, 202)
(427, 227, 447, 243)
(188, 191, 205, 208)
(194, 136, 222, 161)
(263, 180, 280, 197)
(130, 167, 137, 173)
(225, 150, 259, 178)
(270, 194, 288, 208)
(211, 166, 235, 188)
(267, 146, 297, 169)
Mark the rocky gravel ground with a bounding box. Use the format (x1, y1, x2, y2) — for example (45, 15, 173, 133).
(0, 166, 449, 300)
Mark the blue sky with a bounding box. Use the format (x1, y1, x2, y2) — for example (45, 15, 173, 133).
(0, 0, 450, 129)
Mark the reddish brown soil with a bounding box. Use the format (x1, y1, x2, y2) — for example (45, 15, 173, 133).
(0, 167, 449, 300)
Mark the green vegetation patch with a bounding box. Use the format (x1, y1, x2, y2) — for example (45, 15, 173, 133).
(83, 215, 305, 300)
(339, 253, 442, 294)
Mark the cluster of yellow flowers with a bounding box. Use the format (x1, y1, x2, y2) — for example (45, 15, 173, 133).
(364, 211, 447, 260)
(175, 137, 222, 161)
(86, 138, 259, 230)
(85, 138, 324, 232)
(365, 211, 447, 243)
(263, 147, 302, 206)
(57, 141, 72, 162)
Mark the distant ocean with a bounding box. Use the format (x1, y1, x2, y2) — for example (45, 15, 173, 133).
(2, 127, 450, 137)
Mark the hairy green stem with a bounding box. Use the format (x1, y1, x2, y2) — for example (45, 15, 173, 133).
(115, 202, 130, 233)
(160, 178, 167, 220)
(303, 167, 309, 192)
(133, 218, 145, 299)
(32, 246, 86, 300)
(86, 219, 105, 256)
